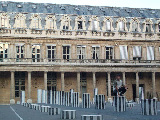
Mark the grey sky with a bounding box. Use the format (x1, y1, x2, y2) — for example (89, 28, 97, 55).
(1, 0, 160, 9)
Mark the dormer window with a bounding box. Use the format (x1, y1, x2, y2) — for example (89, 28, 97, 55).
(132, 21, 138, 32)
(30, 14, 42, 29)
(0, 13, 10, 28)
(1, 17, 6, 27)
(63, 21, 69, 30)
(92, 20, 98, 31)
(14, 14, 26, 28)
(119, 21, 125, 31)
(146, 24, 151, 32)
(106, 20, 111, 31)
(158, 22, 160, 32)
(78, 21, 83, 30)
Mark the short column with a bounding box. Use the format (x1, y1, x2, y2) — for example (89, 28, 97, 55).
(61, 72, 65, 91)
(10, 71, 15, 104)
(27, 71, 32, 103)
(113, 96, 126, 112)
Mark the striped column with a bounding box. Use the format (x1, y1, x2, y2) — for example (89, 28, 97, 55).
(53, 91, 56, 104)
(56, 91, 60, 105)
(141, 99, 157, 115)
(95, 94, 105, 109)
(72, 92, 79, 107)
(81, 115, 103, 120)
(113, 96, 126, 112)
(37, 89, 42, 103)
(70, 89, 74, 104)
(65, 92, 70, 106)
(48, 108, 61, 115)
(59, 91, 65, 105)
(49, 90, 52, 104)
(20, 91, 25, 105)
(82, 93, 90, 108)
(61, 110, 76, 119)
(42, 90, 46, 103)
(94, 88, 98, 104)
(40, 106, 51, 112)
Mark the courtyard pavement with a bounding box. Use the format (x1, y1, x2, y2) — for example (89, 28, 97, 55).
(0, 102, 160, 120)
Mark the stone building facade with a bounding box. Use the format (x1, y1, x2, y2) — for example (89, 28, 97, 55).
(0, 1, 160, 104)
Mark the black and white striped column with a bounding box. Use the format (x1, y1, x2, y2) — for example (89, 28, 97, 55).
(35, 104, 41, 110)
(70, 89, 74, 104)
(72, 92, 79, 107)
(65, 92, 70, 106)
(82, 93, 90, 108)
(20, 91, 25, 105)
(61, 110, 76, 119)
(113, 96, 126, 112)
(81, 115, 103, 120)
(49, 90, 52, 104)
(95, 94, 105, 109)
(59, 91, 65, 105)
(94, 88, 98, 104)
(141, 99, 157, 115)
(40, 106, 51, 112)
(48, 108, 61, 115)
(37, 89, 42, 103)
(52, 91, 56, 104)
(42, 90, 47, 104)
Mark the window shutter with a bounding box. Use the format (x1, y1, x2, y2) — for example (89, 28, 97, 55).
(119, 45, 128, 60)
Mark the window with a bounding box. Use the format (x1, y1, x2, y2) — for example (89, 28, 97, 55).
(63, 46, 70, 60)
(78, 21, 83, 30)
(133, 46, 142, 60)
(32, 45, 41, 62)
(106, 47, 113, 59)
(77, 45, 86, 59)
(132, 21, 138, 32)
(33, 18, 40, 29)
(30, 14, 42, 29)
(63, 21, 69, 30)
(47, 72, 57, 91)
(15, 72, 25, 98)
(1, 16, 7, 27)
(47, 45, 56, 62)
(0, 43, 8, 61)
(158, 22, 160, 32)
(147, 46, 154, 60)
(16, 45, 25, 61)
(92, 20, 98, 31)
(106, 20, 111, 31)
(119, 21, 125, 31)
(146, 24, 151, 32)
(48, 19, 54, 29)
(92, 46, 100, 59)
(119, 45, 128, 60)
(80, 72, 87, 97)
(14, 14, 26, 28)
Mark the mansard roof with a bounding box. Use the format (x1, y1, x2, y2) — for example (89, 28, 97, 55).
(0, 1, 160, 18)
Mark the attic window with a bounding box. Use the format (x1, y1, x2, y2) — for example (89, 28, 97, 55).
(32, 5, 37, 9)
(2, 3, 8, 7)
(17, 4, 22, 8)
(139, 10, 143, 13)
(151, 11, 155, 14)
(46, 5, 51, 9)
(60, 6, 65, 10)
(88, 8, 93, 11)
(75, 7, 79, 11)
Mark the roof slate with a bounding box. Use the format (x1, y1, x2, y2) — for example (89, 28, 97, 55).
(0, 1, 160, 18)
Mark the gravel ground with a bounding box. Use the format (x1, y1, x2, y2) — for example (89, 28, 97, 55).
(0, 102, 160, 120)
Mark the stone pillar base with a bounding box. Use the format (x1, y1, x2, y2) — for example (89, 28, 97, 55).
(135, 98, 139, 103)
(27, 99, 32, 103)
(10, 99, 15, 104)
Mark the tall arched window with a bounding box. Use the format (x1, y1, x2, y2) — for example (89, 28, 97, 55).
(45, 15, 57, 30)
(132, 21, 138, 32)
(119, 21, 125, 31)
(0, 13, 10, 28)
(60, 15, 72, 30)
(30, 14, 42, 29)
(14, 13, 26, 28)
(106, 20, 111, 31)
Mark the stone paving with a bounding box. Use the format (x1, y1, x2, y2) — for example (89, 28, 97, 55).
(0, 102, 160, 120)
